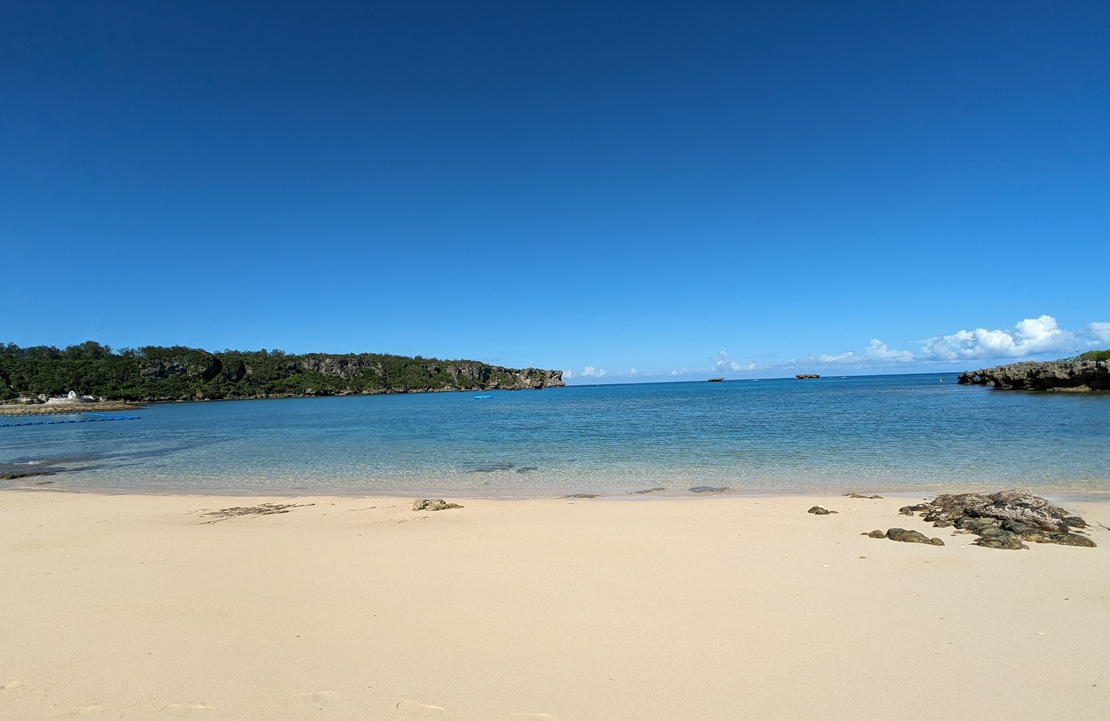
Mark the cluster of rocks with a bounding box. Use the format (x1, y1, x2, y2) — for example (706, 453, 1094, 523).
(897, 489, 1095, 550)
(958, 358, 1109, 391)
(412, 499, 463, 511)
(864, 528, 945, 546)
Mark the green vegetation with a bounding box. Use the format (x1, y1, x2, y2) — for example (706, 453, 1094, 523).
(1078, 349, 1110, 362)
(0, 342, 556, 402)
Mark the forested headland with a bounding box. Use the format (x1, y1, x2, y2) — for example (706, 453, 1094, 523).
(0, 341, 564, 403)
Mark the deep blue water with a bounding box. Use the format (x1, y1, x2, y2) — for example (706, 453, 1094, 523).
(2, 374, 1108, 497)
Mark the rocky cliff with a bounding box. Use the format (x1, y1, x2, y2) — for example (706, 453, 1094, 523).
(133, 352, 566, 399)
(957, 358, 1109, 391)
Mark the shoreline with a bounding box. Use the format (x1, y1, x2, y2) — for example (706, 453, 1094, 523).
(0, 401, 142, 416)
(6, 483, 1110, 504)
(2, 490, 1107, 720)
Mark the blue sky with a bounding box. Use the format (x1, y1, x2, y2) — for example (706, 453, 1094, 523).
(2, 1, 1107, 381)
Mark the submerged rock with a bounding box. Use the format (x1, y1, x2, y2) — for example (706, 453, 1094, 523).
(845, 493, 883, 499)
(562, 493, 600, 499)
(886, 528, 945, 546)
(412, 499, 463, 511)
(689, 486, 729, 494)
(808, 505, 837, 515)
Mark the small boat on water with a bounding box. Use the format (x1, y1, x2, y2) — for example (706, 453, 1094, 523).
(708, 377, 724, 383)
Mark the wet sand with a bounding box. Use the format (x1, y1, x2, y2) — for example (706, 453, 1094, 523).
(1, 491, 1108, 720)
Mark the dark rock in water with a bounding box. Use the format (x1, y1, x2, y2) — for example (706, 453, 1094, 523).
(957, 357, 1109, 391)
(689, 486, 729, 494)
(886, 528, 945, 546)
(412, 499, 463, 511)
(0, 468, 56, 481)
(866, 529, 887, 538)
(795, 374, 820, 380)
(845, 493, 883, 499)
(562, 493, 600, 499)
(807, 505, 837, 515)
(629, 487, 666, 495)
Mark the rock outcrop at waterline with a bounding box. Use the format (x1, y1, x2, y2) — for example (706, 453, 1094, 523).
(957, 357, 1109, 391)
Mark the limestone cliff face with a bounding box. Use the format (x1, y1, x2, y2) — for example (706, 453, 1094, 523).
(957, 358, 1109, 391)
(509, 367, 565, 389)
(140, 356, 221, 382)
(296, 355, 564, 391)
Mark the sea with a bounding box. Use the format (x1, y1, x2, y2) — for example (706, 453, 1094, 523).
(2, 373, 1108, 499)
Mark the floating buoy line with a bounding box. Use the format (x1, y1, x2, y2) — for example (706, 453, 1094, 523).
(0, 413, 140, 428)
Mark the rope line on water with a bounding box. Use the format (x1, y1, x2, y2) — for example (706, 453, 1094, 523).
(0, 415, 140, 428)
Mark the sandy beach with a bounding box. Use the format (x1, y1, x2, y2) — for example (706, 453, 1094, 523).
(1, 490, 1108, 720)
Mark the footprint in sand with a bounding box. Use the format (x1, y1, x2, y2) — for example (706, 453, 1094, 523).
(158, 704, 216, 715)
(293, 690, 337, 704)
(396, 699, 447, 718)
(48, 706, 102, 717)
(294, 690, 336, 699)
(1, 681, 21, 691)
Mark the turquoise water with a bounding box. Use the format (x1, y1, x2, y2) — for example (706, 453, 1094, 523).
(2, 374, 1108, 497)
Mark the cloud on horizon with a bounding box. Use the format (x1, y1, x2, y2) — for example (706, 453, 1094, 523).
(562, 315, 1108, 383)
(814, 339, 915, 365)
(919, 315, 1082, 361)
(811, 315, 1106, 370)
(712, 350, 756, 372)
(563, 365, 610, 380)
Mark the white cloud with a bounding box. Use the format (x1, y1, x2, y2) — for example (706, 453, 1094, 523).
(711, 350, 757, 372)
(815, 339, 914, 365)
(865, 339, 915, 361)
(1082, 322, 1110, 345)
(562, 315, 1107, 384)
(920, 315, 1078, 361)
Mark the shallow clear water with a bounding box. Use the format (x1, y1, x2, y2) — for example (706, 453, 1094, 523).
(2, 374, 1108, 497)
